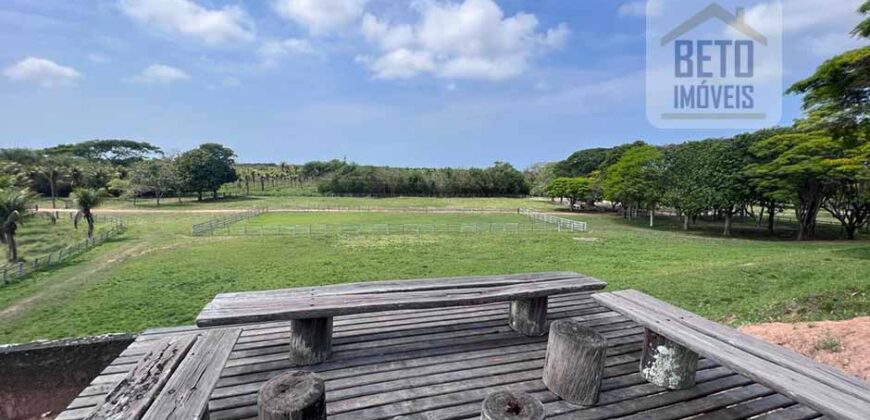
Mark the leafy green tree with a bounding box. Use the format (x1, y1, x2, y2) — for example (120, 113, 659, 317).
(603, 144, 664, 226)
(0, 189, 31, 262)
(129, 159, 181, 206)
(553, 148, 609, 177)
(851, 0, 870, 38)
(546, 177, 591, 210)
(34, 155, 70, 209)
(821, 140, 870, 239)
(72, 188, 104, 240)
(176, 144, 238, 201)
(47, 139, 162, 166)
(662, 141, 717, 230)
(747, 132, 844, 240)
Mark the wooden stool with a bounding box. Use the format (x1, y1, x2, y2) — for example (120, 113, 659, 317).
(258, 371, 326, 420)
(480, 390, 544, 420)
(542, 319, 607, 406)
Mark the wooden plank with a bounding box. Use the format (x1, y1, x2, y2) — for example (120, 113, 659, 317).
(83, 334, 197, 420)
(592, 292, 870, 420)
(612, 290, 870, 401)
(198, 277, 606, 326)
(143, 329, 241, 419)
(213, 272, 586, 299)
(699, 394, 799, 420)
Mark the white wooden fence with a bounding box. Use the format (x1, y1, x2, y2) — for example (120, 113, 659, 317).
(519, 208, 588, 232)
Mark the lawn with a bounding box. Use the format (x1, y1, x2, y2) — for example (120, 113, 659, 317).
(0, 209, 867, 344)
(243, 212, 534, 225)
(1, 213, 108, 270)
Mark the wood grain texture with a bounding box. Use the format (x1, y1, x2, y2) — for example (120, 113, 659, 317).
(142, 328, 241, 420)
(258, 371, 326, 420)
(509, 297, 548, 337)
(197, 273, 606, 327)
(288, 317, 333, 366)
(84, 334, 196, 420)
(639, 328, 698, 389)
(59, 291, 826, 420)
(593, 291, 870, 420)
(480, 391, 544, 420)
(541, 319, 608, 406)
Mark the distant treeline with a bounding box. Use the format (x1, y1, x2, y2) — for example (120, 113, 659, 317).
(316, 162, 529, 197)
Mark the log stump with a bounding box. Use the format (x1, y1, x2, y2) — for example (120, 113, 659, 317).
(509, 297, 548, 336)
(258, 370, 326, 420)
(639, 328, 698, 389)
(289, 317, 333, 366)
(480, 390, 544, 420)
(542, 319, 607, 406)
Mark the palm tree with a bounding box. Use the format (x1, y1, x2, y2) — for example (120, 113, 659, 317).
(0, 189, 31, 263)
(72, 188, 104, 240)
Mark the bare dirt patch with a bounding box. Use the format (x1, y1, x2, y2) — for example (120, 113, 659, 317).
(739, 317, 870, 381)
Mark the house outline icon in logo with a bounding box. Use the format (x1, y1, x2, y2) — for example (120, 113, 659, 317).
(660, 3, 767, 46)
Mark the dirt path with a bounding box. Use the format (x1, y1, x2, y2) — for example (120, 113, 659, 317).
(740, 317, 870, 381)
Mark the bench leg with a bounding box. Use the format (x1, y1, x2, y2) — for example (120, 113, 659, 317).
(509, 297, 548, 336)
(289, 317, 333, 366)
(640, 328, 698, 389)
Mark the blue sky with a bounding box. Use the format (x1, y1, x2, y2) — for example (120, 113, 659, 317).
(0, 0, 866, 168)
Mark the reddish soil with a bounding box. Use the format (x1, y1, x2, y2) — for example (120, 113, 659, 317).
(739, 317, 870, 381)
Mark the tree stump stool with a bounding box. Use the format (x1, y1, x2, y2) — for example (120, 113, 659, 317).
(480, 390, 544, 420)
(542, 319, 607, 406)
(640, 329, 698, 389)
(258, 371, 326, 420)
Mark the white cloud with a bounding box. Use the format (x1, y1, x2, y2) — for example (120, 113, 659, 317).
(359, 0, 570, 81)
(618, 0, 662, 18)
(272, 0, 367, 35)
(738, 0, 862, 36)
(3, 57, 81, 87)
(130, 64, 190, 84)
(119, 0, 254, 46)
(257, 38, 315, 67)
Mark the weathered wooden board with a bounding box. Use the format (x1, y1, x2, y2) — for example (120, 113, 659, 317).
(197, 276, 606, 326)
(142, 328, 241, 419)
(593, 291, 870, 420)
(60, 291, 823, 420)
(83, 334, 196, 420)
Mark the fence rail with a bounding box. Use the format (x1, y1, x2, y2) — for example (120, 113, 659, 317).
(2, 214, 125, 285)
(519, 208, 588, 232)
(208, 221, 566, 237)
(191, 208, 269, 236)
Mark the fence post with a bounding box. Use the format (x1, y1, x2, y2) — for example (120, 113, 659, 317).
(2, 270, 7, 285)
(18, 262, 24, 276)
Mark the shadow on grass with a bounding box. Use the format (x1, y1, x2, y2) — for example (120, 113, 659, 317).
(108, 195, 265, 209)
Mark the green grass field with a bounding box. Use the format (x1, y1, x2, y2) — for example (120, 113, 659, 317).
(243, 212, 531, 225)
(0, 203, 867, 344)
(2, 213, 107, 269)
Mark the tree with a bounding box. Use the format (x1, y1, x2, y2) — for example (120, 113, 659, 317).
(176, 144, 238, 200)
(747, 132, 843, 240)
(603, 144, 664, 226)
(663, 141, 718, 230)
(546, 177, 590, 210)
(850, 0, 870, 38)
(553, 148, 609, 178)
(0, 189, 31, 262)
(47, 139, 162, 166)
(820, 140, 870, 239)
(35, 155, 69, 209)
(72, 188, 104, 240)
(129, 159, 180, 206)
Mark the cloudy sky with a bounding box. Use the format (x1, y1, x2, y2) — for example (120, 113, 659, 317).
(0, 0, 866, 167)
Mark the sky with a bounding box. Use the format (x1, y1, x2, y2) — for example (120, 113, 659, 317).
(0, 0, 866, 168)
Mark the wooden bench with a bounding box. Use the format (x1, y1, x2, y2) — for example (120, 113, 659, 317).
(85, 328, 240, 420)
(196, 272, 606, 365)
(592, 290, 870, 420)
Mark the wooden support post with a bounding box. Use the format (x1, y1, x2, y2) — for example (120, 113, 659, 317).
(639, 328, 698, 389)
(509, 297, 548, 336)
(289, 317, 333, 366)
(258, 371, 326, 420)
(480, 390, 544, 420)
(542, 319, 607, 406)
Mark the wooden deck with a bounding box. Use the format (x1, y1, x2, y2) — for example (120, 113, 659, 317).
(58, 292, 823, 420)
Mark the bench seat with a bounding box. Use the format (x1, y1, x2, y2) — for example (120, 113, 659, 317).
(592, 289, 870, 420)
(196, 272, 606, 365)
